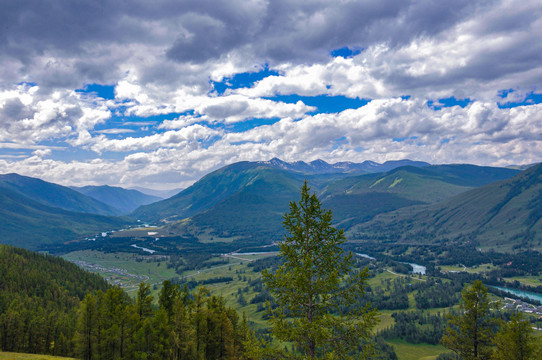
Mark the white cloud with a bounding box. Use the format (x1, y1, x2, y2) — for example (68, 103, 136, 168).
(0, 0, 540, 188)
(32, 148, 52, 158)
(89, 125, 222, 153)
(0, 84, 111, 145)
(96, 128, 136, 134)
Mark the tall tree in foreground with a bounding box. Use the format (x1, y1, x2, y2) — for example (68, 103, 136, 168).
(441, 280, 497, 360)
(493, 312, 542, 360)
(262, 181, 378, 359)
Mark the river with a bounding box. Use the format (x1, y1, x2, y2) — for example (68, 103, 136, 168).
(409, 263, 426, 275)
(355, 253, 426, 275)
(493, 286, 542, 303)
(130, 244, 156, 254)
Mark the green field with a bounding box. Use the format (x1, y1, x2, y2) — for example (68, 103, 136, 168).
(503, 275, 542, 287)
(62, 250, 178, 293)
(440, 263, 498, 274)
(181, 253, 276, 328)
(386, 339, 449, 360)
(0, 352, 74, 360)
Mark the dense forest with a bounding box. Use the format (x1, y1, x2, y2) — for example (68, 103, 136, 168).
(75, 282, 251, 360)
(0, 245, 109, 355)
(0, 245, 252, 359)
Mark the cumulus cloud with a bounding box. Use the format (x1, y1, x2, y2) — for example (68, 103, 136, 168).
(0, 0, 541, 189)
(0, 84, 111, 144)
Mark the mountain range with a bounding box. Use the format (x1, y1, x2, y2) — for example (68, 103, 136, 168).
(0, 174, 135, 249)
(349, 163, 542, 251)
(132, 160, 525, 247)
(257, 157, 430, 174)
(1, 158, 539, 252)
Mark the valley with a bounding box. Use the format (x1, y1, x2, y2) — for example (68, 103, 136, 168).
(1, 158, 542, 359)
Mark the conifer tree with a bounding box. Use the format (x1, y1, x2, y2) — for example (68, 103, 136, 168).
(493, 312, 542, 360)
(441, 280, 497, 360)
(262, 181, 378, 359)
(75, 293, 99, 360)
(171, 295, 196, 360)
(136, 282, 154, 320)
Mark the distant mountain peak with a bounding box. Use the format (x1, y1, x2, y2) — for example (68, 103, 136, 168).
(256, 158, 430, 174)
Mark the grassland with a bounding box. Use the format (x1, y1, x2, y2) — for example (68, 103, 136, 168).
(0, 352, 74, 360)
(385, 339, 449, 360)
(503, 275, 542, 287)
(439, 263, 498, 274)
(61, 250, 178, 293)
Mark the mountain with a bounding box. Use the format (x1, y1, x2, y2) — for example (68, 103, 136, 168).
(0, 173, 120, 216)
(0, 184, 131, 250)
(129, 186, 181, 199)
(165, 166, 304, 242)
(258, 157, 430, 174)
(132, 160, 520, 245)
(319, 164, 520, 229)
(131, 161, 304, 223)
(131, 158, 431, 223)
(349, 163, 542, 251)
(322, 164, 521, 202)
(72, 185, 162, 214)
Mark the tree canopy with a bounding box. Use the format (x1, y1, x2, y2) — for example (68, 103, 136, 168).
(262, 181, 378, 359)
(441, 280, 497, 360)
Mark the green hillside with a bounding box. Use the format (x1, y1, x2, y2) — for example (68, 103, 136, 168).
(321, 164, 519, 203)
(0, 245, 109, 356)
(132, 162, 521, 244)
(350, 163, 542, 250)
(165, 166, 304, 242)
(0, 173, 119, 216)
(132, 162, 309, 223)
(72, 185, 162, 214)
(131, 162, 263, 222)
(0, 186, 131, 250)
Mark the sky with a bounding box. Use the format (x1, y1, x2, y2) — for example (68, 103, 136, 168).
(0, 0, 541, 190)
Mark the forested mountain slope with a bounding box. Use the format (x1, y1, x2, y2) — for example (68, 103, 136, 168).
(72, 185, 162, 214)
(0, 245, 109, 356)
(349, 163, 542, 250)
(0, 184, 131, 250)
(133, 160, 520, 244)
(0, 173, 119, 216)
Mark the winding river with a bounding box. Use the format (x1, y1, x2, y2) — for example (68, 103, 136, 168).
(355, 253, 426, 275)
(493, 286, 542, 303)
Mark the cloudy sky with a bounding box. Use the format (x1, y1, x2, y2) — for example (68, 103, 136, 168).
(1, 0, 541, 190)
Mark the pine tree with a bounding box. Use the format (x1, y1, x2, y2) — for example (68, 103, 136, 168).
(441, 280, 497, 360)
(75, 293, 99, 360)
(136, 282, 154, 320)
(171, 296, 196, 360)
(493, 312, 542, 360)
(159, 280, 179, 319)
(262, 181, 378, 359)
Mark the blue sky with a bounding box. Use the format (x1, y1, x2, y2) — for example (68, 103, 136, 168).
(0, 0, 541, 189)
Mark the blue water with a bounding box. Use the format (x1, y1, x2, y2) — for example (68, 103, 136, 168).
(494, 286, 542, 303)
(356, 253, 376, 260)
(409, 263, 426, 275)
(355, 253, 427, 275)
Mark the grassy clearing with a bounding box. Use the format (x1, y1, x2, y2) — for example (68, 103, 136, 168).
(62, 250, 177, 293)
(110, 227, 163, 237)
(386, 339, 448, 360)
(503, 275, 542, 287)
(376, 311, 395, 331)
(184, 253, 275, 329)
(0, 352, 74, 360)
